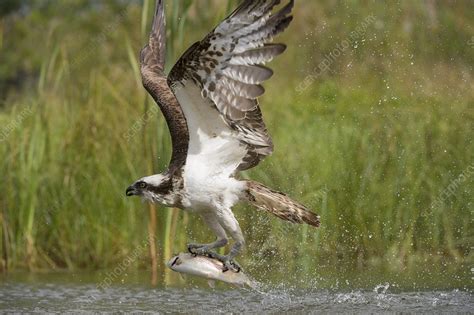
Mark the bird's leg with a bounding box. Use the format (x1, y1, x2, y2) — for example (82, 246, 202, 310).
(187, 238, 228, 256)
(211, 209, 245, 272)
(187, 212, 228, 256)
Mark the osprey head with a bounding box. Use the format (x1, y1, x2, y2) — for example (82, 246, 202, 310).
(126, 174, 176, 206)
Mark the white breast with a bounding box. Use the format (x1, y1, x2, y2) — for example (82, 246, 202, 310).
(173, 82, 248, 210)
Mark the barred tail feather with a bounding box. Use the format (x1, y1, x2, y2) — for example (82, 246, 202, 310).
(246, 181, 321, 227)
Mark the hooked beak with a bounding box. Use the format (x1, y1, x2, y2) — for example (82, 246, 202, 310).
(126, 185, 138, 197)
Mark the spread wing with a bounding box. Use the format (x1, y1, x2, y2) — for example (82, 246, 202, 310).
(141, 0, 189, 172)
(168, 0, 294, 173)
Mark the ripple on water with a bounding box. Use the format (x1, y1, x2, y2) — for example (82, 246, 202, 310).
(0, 283, 472, 314)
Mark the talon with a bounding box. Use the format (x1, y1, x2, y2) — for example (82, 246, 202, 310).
(187, 244, 203, 257)
(188, 244, 214, 257)
(222, 259, 241, 273)
(229, 260, 241, 273)
(187, 244, 197, 255)
(232, 261, 241, 273)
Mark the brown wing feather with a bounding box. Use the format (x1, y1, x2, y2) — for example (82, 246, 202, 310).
(141, 0, 189, 172)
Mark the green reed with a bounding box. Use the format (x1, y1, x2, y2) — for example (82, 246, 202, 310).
(0, 1, 472, 276)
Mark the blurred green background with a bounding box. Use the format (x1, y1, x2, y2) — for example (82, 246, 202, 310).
(0, 0, 472, 286)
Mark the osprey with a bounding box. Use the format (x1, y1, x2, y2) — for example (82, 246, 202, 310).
(126, 0, 320, 271)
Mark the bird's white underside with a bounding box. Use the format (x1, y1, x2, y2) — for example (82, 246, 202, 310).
(173, 82, 247, 213)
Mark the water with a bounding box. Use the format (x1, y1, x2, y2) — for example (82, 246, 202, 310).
(1, 283, 472, 313)
(1, 272, 472, 313)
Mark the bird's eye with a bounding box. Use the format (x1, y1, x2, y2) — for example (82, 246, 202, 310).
(139, 182, 147, 189)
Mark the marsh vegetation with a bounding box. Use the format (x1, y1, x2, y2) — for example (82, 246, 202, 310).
(0, 1, 472, 288)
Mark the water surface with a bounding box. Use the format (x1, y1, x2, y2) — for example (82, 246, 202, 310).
(1, 269, 472, 313)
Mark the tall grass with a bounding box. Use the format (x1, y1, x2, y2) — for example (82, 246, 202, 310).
(0, 0, 472, 279)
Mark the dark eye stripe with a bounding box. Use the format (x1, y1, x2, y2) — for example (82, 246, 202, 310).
(149, 179, 173, 194)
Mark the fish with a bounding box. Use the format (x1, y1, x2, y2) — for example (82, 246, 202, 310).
(167, 253, 258, 288)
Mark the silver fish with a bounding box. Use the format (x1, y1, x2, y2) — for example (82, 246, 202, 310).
(167, 253, 257, 288)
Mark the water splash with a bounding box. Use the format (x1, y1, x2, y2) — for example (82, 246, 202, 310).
(373, 282, 390, 294)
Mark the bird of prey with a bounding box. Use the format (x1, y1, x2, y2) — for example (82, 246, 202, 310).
(126, 0, 320, 271)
